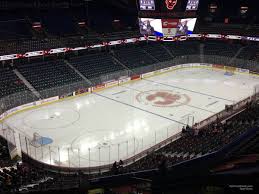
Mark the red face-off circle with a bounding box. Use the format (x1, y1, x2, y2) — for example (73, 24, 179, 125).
(136, 90, 191, 107)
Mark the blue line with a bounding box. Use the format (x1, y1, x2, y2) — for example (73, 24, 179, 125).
(93, 92, 185, 125)
(143, 79, 235, 103)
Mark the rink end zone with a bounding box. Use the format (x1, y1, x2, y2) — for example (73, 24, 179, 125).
(0, 91, 92, 123)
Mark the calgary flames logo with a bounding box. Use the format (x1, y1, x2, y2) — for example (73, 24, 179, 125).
(136, 90, 191, 107)
(165, 0, 177, 10)
(146, 92, 180, 106)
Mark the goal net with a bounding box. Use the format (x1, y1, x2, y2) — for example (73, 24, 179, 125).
(178, 114, 195, 130)
(30, 132, 43, 148)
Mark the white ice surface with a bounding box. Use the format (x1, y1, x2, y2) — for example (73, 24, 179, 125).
(4, 67, 259, 167)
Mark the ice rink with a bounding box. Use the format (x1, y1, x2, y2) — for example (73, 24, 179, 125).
(3, 67, 259, 168)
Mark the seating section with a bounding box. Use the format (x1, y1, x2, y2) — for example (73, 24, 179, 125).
(237, 45, 257, 61)
(1, 41, 259, 98)
(164, 41, 200, 56)
(195, 23, 242, 35)
(0, 40, 259, 193)
(115, 45, 157, 69)
(128, 102, 259, 171)
(237, 44, 259, 62)
(0, 19, 32, 40)
(102, 30, 140, 41)
(0, 136, 78, 193)
(0, 138, 10, 167)
(0, 39, 65, 55)
(42, 10, 78, 36)
(69, 53, 125, 79)
(195, 23, 259, 36)
(234, 133, 259, 156)
(84, 30, 104, 45)
(203, 41, 242, 57)
(17, 60, 83, 92)
(141, 42, 173, 62)
(0, 67, 28, 98)
(0, 162, 79, 193)
(0, 34, 103, 56)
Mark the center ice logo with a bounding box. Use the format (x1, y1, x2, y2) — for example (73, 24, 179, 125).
(136, 90, 190, 107)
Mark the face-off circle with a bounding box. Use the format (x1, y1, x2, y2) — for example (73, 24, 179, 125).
(136, 90, 191, 107)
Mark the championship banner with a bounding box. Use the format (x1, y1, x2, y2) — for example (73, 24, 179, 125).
(162, 19, 179, 37)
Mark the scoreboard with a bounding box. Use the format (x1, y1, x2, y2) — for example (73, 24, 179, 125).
(138, 0, 199, 18)
(186, 0, 199, 11)
(138, 0, 199, 37)
(139, 17, 197, 37)
(139, 0, 156, 11)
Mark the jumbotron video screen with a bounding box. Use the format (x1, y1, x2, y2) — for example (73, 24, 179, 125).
(138, 0, 199, 12)
(139, 17, 197, 37)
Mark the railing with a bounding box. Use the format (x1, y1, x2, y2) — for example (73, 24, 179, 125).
(0, 55, 259, 173)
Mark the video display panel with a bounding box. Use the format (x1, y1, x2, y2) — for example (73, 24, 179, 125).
(139, 0, 156, 11)
(161, 19, 179, 36)
(176, 18, 197, 35)
(186, 0, 199, 11)
(139, 18, 163, 37)
(139, 17, 197, 37)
